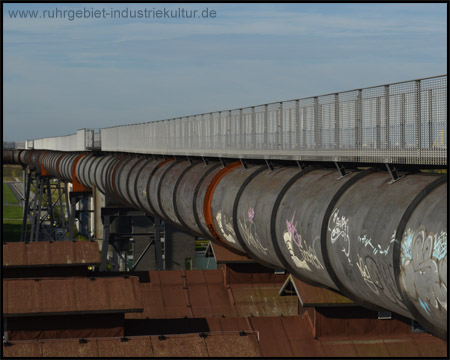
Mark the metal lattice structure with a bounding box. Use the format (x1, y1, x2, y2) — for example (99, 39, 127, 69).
(99, 75, 446, 165)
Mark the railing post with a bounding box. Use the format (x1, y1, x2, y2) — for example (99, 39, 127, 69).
(209, 113, 214, 149)
(416, 80, 422, 156)
(201, 114, 205, 150)
(334, 94, 340, 150)
(384, 85, 390, 150)
(228, 110, 232, 150)
(218, 111, 222, 149)
(264, 104, 268, 149)
(428, 89, 433, 149)
(302, 107, 307, 148)
(295, 100, 300, 148)
(278, 102, 283, 150)
(356, 90, 362, 153)
(251, 107, 256, 150)
(239, 108, 244, 149)
(314, 97, 319, 149)
(400, 93, 406, 149)
(376, 96, 381, 149)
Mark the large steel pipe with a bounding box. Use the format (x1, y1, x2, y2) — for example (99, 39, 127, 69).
(174, 161, 222, 237)
(157, 160, 195, 228)
(124, 157, 149, 210)
(323, 172, 446, 325)
(132, 158, 163, 215)
(272, 167, 365, 289)
(208, 163, 263, 256)
(395, 177, 447, 339)
(2, 150, 14, 164)
(112, 155, 142, 207)
(148, 159, 176, 219)
(3, 149, 447, 339)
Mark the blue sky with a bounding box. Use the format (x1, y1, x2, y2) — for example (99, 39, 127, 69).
(3, 3, 447, 141)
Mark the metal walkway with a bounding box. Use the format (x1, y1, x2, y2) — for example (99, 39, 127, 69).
(21, 75, 447, 166)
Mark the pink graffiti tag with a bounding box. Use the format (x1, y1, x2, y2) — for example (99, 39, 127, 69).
(286, 212, 302, 247)
(248, 207, 255, 224)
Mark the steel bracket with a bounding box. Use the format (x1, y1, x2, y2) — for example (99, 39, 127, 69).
(219, 158, 227, 168)
(240, 158, 248, 170)
(202, 156, 209, 166)
(335, 162, 350, 179)
(296, 161, 306, 170)
(265, 159, 275, 172)
(385, 163, 404, 184)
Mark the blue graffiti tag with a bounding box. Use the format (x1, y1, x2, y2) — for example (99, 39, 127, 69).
(418, 297, 431, 315)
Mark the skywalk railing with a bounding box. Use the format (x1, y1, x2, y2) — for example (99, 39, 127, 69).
(100, 75, 446, 165)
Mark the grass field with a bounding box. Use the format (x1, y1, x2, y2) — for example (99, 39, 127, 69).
(3, 165, 22, 181)
(3, 178, 24, 242)
(3, 182, 19, 204)
(2, 205, 23, 219)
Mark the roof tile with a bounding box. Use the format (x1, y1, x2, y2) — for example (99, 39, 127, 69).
(40, 278, 76, 313)
(383, 338, 421, 357)
(2, 341, 42, 357)
(6, 279, 42, 314)
(3, 242, 27, 266)
(107, 277, 143, 311)
(4, 277, 143, 315)
(160, 285, 190, 318)
(203, 269, 224, 284)
(290, 339, 326, 357)
(207, 284, 237, 318)
(280, 315, 314, 340)
(41, 339, 98, 357)
(414, 335, 448, 357)
(321, 340, 358, 357)
(353, 339, 391, 357)
(250, 316, 293, 357)
(97, 337, 153, 357)
(49, 241, 76, 265)
(205, 333, 261, 357)
(188, 284, 214, 317)
(2, 241, 100, 267)
(75, 278, 110, 311)
(151, 335, 208, 357)
(74, 241, 100, 264)
(158, 270, 183, 285)
(212, 243, 255, 263)
(27, 242, 51, 266)
(219, 317, 252, 332)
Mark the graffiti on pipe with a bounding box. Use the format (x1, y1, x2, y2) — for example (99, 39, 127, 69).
(238, 207, 268, 255)
(216, 211, 237, 245)
(328, 208, 352, 266)
(354, 231, 407, 311)
(358, 233, 395, 257)
(282, 212, 324, 271)
(356, 251, 408, 311)
(401, 227, 447, 315)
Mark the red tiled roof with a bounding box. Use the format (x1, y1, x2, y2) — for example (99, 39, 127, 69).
(3, 277, 143, 316)
(279, 274, 353, 306)
(3, 241, 100, 267)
